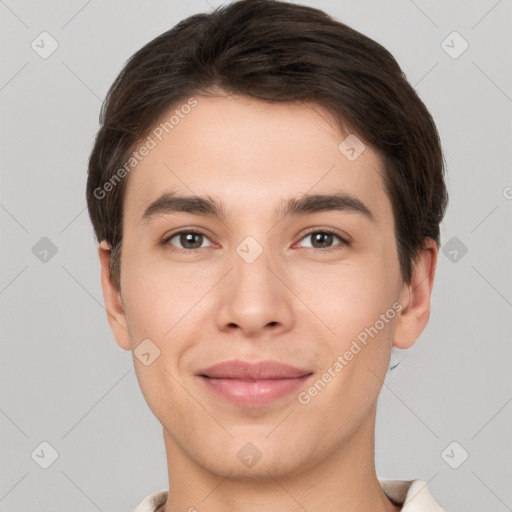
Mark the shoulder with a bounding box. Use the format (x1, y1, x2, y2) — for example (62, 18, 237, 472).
(132, 490, 168, 512)
(380, 479, 446, 511)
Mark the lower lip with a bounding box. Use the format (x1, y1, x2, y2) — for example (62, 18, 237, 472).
(198, 374, 313, 407)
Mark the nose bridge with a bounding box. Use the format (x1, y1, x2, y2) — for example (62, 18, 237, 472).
(231, 234, 280, 301)
(214, 233, 293, 334)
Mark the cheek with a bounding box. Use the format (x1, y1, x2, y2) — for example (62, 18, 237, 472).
(289, 252, 401, 342)
(303, 268, 399, 423)
(131, 356, 194, 439)
(120, 248, 198, 337)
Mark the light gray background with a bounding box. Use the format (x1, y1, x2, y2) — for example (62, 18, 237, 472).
(1, 1, 511, 511)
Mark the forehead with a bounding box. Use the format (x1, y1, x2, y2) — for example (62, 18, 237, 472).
(123, 95, 391, 227)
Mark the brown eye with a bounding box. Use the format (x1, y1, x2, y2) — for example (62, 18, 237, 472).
(164, 231, 212, 251)
(311, 232, 334, 248)
(298, 230, 348, 250)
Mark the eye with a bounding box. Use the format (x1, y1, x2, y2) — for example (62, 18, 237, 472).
(297, 229, 349, 250)
(161, 228, 349, 254)
(163, 231, 213, 252)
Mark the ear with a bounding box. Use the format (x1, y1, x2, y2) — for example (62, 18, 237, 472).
(393, 238, 438, 349)
(98, 240, 131, 351)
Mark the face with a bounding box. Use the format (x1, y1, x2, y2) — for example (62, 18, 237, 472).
(101, 94, 430, 481)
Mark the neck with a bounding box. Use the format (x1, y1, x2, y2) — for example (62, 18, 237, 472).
(160, 407, 399, 512)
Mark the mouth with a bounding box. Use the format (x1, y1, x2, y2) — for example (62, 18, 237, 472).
(196, 359, 314, 407)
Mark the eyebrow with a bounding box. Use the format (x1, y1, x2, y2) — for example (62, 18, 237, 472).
(139, 191, 375, 224)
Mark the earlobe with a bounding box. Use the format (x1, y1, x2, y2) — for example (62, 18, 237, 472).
(393, 239, 438, 349)
(98, 240, 131, 351)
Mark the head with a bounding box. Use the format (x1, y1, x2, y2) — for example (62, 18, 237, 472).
(87, 0, 447, 480)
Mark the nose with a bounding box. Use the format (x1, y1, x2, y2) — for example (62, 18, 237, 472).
(214, 243, 294, 338)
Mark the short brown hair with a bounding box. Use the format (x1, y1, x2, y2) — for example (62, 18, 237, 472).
(86, 0, 448, 290)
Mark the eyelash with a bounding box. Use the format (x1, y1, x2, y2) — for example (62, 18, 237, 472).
(160, 228, 350, 254)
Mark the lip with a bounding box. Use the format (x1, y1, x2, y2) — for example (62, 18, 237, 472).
(198, 359, 311, 379)
(196, 359, 313, 407)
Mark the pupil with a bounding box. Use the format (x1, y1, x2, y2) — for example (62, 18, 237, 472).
(313, 232, 332, 248)
(181, 233, 202, 249)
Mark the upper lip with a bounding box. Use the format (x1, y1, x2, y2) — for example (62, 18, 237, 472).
(197, 360, 312, 380)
